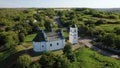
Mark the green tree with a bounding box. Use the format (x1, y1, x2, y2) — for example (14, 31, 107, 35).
(39, 51, 72, 68)
(17, 54, 32, 68)
(44, 19, 53, 31)
(102, 33, 116, 47)
(108, 14, 119, 19)
(19, 33, 25, 42)
(39, 51, 56, 68)
(114, 27, 120, 35)
(63, 43, 76, 62)
(53, 56, 71, 68)
(45, 9, 55, 18)
(4, 36, 16, 49)
(115, 36, 120, 49)
(0, 32, 19, 49)
(39, 20, 45, 27)
(66, 52, 76, 62)
(63, 43, 72, 54)
(95, 20, 106, 25)
(31, 62, 41, 68)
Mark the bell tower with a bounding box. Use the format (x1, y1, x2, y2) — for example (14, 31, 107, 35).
(69, 24, 78, 44)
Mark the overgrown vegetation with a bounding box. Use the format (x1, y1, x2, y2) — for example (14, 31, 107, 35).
(0, 8, 120, 68)
(10, 48, 120, 68)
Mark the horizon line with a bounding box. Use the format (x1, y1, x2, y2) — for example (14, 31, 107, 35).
(0, 7, 120, 9)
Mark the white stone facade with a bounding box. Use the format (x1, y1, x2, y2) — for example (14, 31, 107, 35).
(33, 24, 78, 52)
(69, 26, 78, 44)
(33, 39, 65, 52)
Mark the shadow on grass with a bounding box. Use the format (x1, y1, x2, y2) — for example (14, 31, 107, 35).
(0, 48, 42, 68)
(90, 46, 120, 60)
(27, 48, 42, 56)
(0, 47, 64, 68)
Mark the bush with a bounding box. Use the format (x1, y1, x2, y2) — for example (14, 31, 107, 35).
(39, 51, 56, 68)
(17, 54, 32, 68)
(63, 43, 72, 54)
(31, 62, 41, 68)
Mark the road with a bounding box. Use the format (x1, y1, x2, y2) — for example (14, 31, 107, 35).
(53, 16, 63, 28)
(79, 38, 120, 60)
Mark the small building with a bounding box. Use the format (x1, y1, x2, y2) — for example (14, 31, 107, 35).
(69, 24, 78, 44)
(33, 29, 65, 52)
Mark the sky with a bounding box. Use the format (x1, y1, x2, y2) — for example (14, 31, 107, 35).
(0, 0, 120, 8)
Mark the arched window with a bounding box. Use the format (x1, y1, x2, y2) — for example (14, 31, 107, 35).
(74, 30, 76, 32)
(57, 43, 59, 45)
(50, 44, 52, 47)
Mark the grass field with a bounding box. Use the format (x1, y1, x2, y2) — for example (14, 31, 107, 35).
(23, 33, 37, 48)
(24, 33, 37, 42)
(96, 24, 120, 32)
(63, 30, 69, 39)
(93, 17, 120, 22)
(75, 48, 120, 68)
(63, 31, 69, 38)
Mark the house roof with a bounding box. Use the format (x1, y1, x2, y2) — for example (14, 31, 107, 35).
(71, 24, 77, 28)
(33, 30, 46, 42)
(33, 29, 64, 42)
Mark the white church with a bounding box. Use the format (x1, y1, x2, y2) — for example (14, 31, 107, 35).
(33, 24, 78, 52)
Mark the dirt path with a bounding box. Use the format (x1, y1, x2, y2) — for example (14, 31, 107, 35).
(79, 38, 120, 60)
(72, 43, 82, 51)
(53, 16, 63, 28)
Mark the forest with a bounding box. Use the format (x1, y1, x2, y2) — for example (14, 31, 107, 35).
(0, 8, 120, 68)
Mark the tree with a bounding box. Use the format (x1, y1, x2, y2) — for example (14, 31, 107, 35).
(0, 32, 19, 49)
(78, 24, 89, 36)
(31, 62, 41, 68)
(53, 56, 71, 68)
(39, 51, 56, 68)
(115, 36, 120, 49)
(44, 19, 53, 31)
(114, 27, 120, 35)
(63, 43, 72, 54)
(39, 51, 72, 68)
(102, 33, 116, 47)
(39, 20, 45, 27)
(0, 32, 6, 47)
(95, 20, 106, 25)
(17, 54, 32, 68)
(63, 43, 76, 62)
(66, 52, 76, 62)
(19, 33, 25, 42)
(84, 19, 95, 25)
(108, 14, 119, 19)
(45, 9, 56, 18)
(4, 36, 16, 49)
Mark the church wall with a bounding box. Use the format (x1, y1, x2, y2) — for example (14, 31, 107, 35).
(33, 39, 65, 52)
(33, 42, 46, 52)
(46, 39, 65, 51)
(62, 39, 65, 48)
